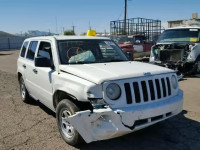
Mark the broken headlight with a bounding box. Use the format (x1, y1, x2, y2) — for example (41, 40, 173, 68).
(106, 83, 121, 100)
(171, 75, 178, 89)
(89, 99, 106, 108)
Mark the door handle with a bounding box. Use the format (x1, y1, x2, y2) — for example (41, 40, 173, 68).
(22, 64, 26, 69)
(33, 69, 38, 74)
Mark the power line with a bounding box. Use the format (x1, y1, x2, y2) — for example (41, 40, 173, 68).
(117, 6, 124, 20)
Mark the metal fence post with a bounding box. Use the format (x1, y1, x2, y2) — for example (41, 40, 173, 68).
(8, 38, 10, 49)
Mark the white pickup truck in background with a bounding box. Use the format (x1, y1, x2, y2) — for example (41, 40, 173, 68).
(150, 27, 200, 78)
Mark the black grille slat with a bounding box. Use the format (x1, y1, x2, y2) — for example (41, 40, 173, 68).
(155, 79, 161, 99)
(166, 77, 171, 96)
(151, 115, 163, 122)
(141, 81, 148, 102)
(166, 112, 172, 117)
(124, 83, 133, 104)
(134, 119, 148, 126)
(148, 80, 155, 100)
(133, 82, 141, 103)
(161, 78, 167, 97)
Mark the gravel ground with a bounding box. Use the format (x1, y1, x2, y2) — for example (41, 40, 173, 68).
(0, 50, 200, 150)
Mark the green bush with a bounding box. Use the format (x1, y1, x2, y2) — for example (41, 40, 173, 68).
(64, 30, 75, 35)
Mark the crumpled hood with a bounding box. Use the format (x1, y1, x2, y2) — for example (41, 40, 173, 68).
(59, 61, 174, 84)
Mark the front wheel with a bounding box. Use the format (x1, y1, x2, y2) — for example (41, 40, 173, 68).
(56, 99, 84, 146)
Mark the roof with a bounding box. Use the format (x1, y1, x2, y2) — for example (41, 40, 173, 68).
(166, 26, 200, 30)
(26, 36, 110, 41)
(168, 20, 184, 23)
(168, 19, 200, 23)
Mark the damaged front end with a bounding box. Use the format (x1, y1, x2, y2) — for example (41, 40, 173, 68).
(150, 43, 200, 78)
(66, 90, 183, 143)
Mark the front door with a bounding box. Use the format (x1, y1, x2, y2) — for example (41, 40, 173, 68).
(33, 41, 55, 110)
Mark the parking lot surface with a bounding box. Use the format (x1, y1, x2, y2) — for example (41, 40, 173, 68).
(0, 50, 200, 150)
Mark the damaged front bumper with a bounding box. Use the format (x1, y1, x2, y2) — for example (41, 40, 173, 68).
(67, 90, 183, 143)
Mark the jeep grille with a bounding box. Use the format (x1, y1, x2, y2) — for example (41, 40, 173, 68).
(124, 76, 172, 104)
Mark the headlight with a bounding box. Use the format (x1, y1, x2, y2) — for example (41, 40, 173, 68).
(171, 75, 178, 89)
(106, 83, 121, 100)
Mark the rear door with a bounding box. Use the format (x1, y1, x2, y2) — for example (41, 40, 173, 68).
(24, 41, 39, 100)
(17, 41, 29, 78)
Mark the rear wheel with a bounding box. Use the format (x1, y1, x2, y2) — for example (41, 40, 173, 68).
(19, 76, 30, 102)
(56, 99, 84, 146)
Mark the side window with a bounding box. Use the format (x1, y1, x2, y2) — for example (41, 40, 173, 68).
(20, 41, 29, 57)
(37, 42, 52, 60)
(26, 41, 38, 60)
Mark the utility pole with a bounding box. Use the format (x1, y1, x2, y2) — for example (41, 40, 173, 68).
(55, 16, 58, 34)
(89, 21, 92, 30)
(124, 0, 127, 35)
(72, 25, 76, 34)
(62, 27, 65, 35)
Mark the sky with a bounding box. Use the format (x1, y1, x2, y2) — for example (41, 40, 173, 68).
(0, 0, 200, 34)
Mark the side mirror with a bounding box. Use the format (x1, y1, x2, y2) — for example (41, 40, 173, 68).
(35, 57, 52, 68)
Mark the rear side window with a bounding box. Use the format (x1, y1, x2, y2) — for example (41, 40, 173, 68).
(26, 41, 38, 60)
(20, 41, 29, 57)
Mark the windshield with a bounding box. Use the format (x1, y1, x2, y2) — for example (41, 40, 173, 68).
(57, 40, 128, 64)
(157, 29, 200, 43)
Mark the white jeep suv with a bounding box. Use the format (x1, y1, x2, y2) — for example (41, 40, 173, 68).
(17, 36, 183, 146)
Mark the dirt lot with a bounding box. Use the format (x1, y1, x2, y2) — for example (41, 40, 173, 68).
(0, 50, 200, 150)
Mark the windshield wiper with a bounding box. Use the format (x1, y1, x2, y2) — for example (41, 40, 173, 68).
(69, 60, 128, 64)
(69, 61, 95, 64)
(105, 59, 128, 63)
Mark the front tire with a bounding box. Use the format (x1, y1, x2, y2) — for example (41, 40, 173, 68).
(56, 99, 84, 146)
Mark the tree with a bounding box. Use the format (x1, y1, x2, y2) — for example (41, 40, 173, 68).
(64, 30, 75, 35)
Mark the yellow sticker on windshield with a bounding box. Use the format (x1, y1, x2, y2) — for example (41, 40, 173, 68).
(190, 38, 198, 42)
